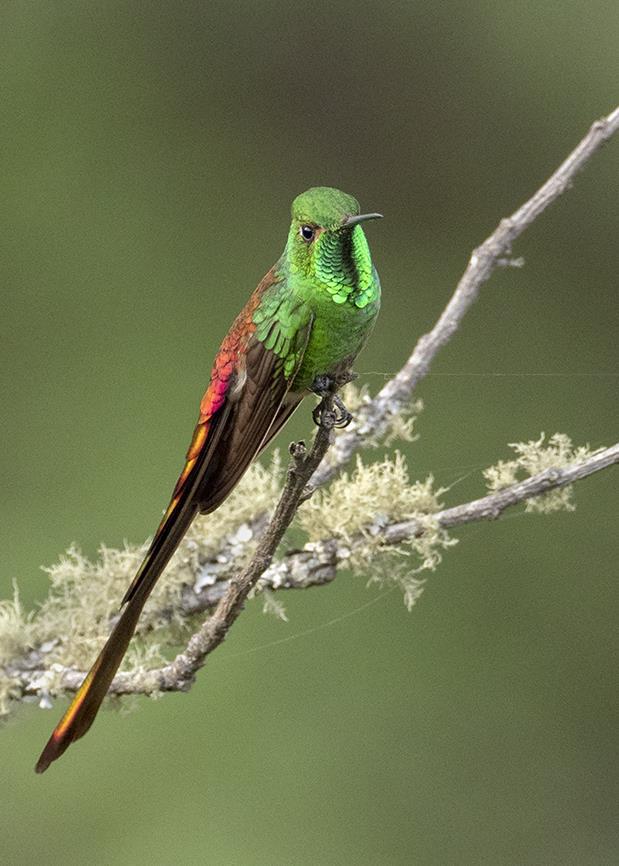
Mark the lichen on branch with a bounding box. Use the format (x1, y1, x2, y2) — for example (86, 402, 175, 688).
(484, 433, 603, 513)
(299, 452, 455, 604)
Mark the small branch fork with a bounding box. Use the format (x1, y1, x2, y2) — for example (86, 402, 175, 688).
(3, 105, 619, 705)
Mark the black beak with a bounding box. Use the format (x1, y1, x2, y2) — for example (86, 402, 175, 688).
(343, 212, 383, 228)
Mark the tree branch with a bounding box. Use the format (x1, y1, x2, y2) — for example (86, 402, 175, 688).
(2, 105, 618, 711)
(9, 442, 617, 698)
(383, 443, 619, 542)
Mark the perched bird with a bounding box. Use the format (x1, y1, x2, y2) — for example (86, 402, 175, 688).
(35, 186, 382, 773)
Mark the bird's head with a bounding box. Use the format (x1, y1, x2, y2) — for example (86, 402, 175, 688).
(284, 187, 382, 303)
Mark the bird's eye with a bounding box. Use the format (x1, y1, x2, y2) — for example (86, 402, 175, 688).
(300, 224, 315, 242)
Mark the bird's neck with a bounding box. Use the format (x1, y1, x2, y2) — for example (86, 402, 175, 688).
(281, 225, 375, 308)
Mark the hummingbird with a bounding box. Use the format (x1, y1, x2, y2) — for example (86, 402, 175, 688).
(35, 186, 382, 773)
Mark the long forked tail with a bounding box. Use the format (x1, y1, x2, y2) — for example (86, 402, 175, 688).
(35, 499, 198, 774)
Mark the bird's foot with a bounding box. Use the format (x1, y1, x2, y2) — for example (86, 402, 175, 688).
(310, 372, 355, 429)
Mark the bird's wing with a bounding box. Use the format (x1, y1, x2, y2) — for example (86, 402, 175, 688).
(196, 320, 312, 512)
(255, 393, 305, 457)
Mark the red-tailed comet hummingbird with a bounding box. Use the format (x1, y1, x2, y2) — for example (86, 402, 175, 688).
(35, 186, 382, 772)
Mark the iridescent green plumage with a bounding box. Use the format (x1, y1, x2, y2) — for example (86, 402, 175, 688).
(36, 186, 381, 773)
(271, 187, 381, 390)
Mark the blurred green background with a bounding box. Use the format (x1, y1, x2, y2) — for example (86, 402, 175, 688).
(1, 2, 617, 864)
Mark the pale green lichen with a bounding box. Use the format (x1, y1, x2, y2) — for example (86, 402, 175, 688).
(337, 382, 423, 447)
(383, 398, 423, 447)
(338, 380, 372, 412)
(299, 452, 456, 606)
(260, 589, 289, 622)
(0, 671, 20, 718)
(0, 587, 31, 664)
(484, 433, 602, 513)
(0, 588, 32, 715)
(367, 565, 427, 612)
(300, 452, 444, 540)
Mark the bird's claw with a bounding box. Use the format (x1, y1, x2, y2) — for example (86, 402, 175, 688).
(312, 403, 333, 428)
(333, 400, 353, 428)
(311, 374, 354, 430)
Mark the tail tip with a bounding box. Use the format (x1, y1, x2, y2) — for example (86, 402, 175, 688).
(34, 752, 52, 774)
(34, 733, 68, 774)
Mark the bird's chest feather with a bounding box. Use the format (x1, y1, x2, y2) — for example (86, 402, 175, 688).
(293, 288, 380, 389)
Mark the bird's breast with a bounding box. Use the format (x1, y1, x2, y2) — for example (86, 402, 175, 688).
(292, 289, 380, 391)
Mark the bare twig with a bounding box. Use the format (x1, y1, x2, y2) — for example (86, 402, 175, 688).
(9, 442, 617, 698)
(310, 105, 619, 489)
